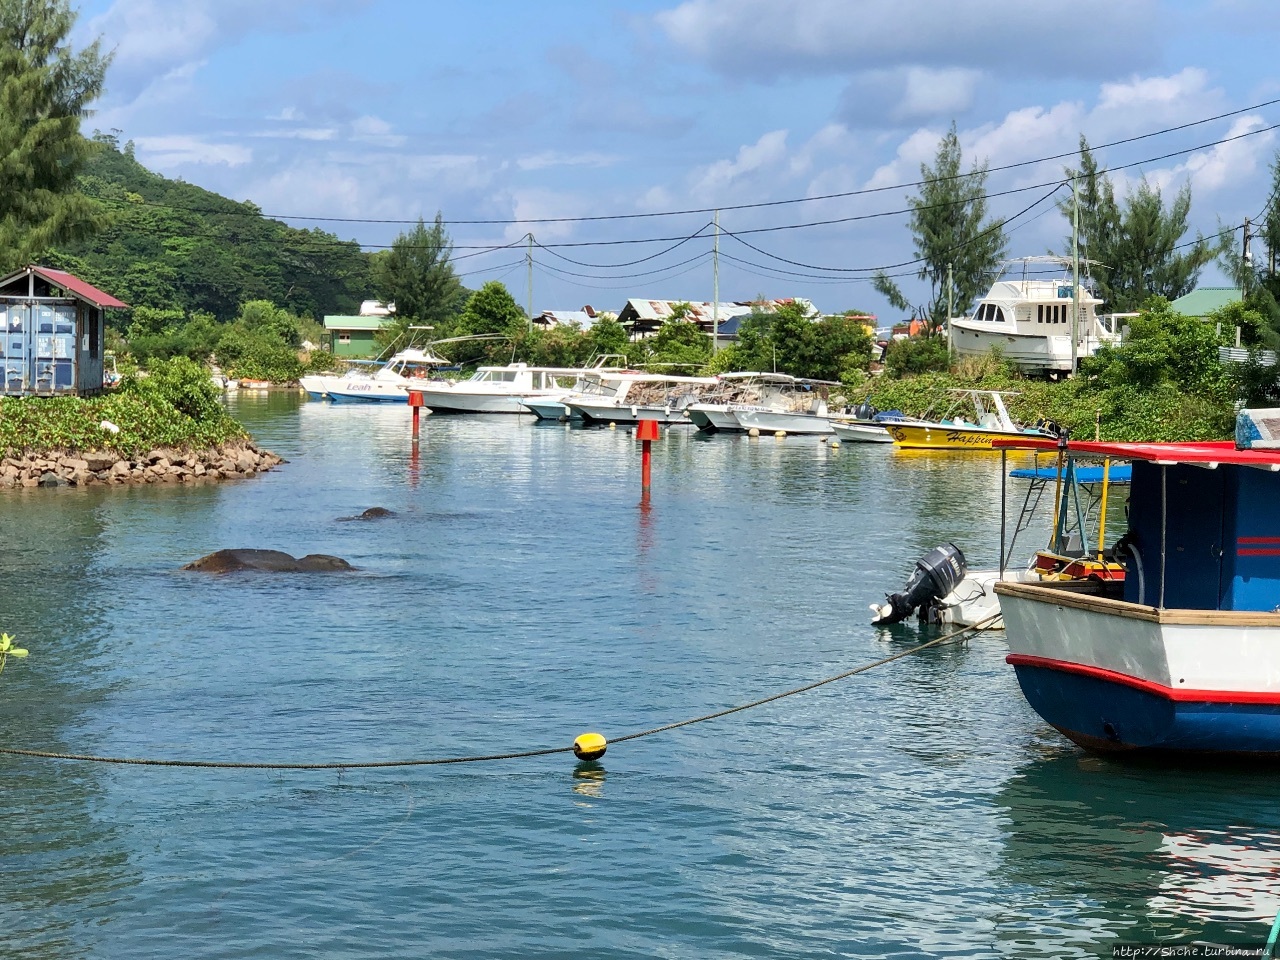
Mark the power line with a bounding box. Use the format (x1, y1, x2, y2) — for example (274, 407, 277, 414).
(86, 97, 1280, 227)
(721, 181, 1068, 274)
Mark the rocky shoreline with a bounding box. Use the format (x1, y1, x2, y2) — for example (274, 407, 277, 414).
(0, 441, 284, 489)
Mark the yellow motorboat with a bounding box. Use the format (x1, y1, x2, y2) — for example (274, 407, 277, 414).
(887, 389, 1053, 451)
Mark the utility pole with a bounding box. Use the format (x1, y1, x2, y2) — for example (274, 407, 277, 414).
(712, 210, 720, 354)
(1244, 217, 1254, 295)
(1071, 176, 1080, 374)
(946, 262, 954, 356)
(526, 233, 534, 332)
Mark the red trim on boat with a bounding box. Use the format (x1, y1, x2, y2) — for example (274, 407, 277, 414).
(1238, 537, 1280, 545)
(1238, 549, 1280, 556)
(1005, 654, 1280, 705)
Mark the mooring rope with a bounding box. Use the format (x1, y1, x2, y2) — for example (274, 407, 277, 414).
(0, 615, 1000, 771)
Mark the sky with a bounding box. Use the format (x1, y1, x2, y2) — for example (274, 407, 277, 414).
(70, 0, 1280, 320)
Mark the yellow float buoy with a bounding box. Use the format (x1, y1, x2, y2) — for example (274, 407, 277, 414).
(774, 430, 786, 439)
(748, 428, 760, 438)
(830, 439, 841, 448)
(609, 422, 617, 430)
(573, 732, 607, 761)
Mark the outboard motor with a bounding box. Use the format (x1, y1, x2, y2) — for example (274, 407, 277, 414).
(870, 544, 967, 625)
(853, 401, 877, 421)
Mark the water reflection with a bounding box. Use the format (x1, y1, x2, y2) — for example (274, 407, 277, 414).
(995, 750, 1280, 954)
(572, 763, 606, 800)
(0, 491, 135, 959)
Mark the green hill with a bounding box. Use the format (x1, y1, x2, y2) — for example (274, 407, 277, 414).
(48, 133, 373, 324)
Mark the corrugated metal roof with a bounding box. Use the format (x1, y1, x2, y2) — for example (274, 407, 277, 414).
(1170, 287, 1241, 318)
(618, 298, 818, 327)
(0, 265, 129, 308)
(324, 315, 388, 331)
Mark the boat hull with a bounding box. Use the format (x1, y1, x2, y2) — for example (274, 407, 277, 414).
(522, 398, 576, 420)
(326, 384, 416, 403)
(568, 402, 695, 425)
(1008, 657, 1280, 758)
(831, 421, 892, 443)
(417, 390, 545, 414)
(887, 423, 1045, 450)
(998, 582, 1280, 758)
(733, 409, 834, 435)
(686, 404, 752, 432)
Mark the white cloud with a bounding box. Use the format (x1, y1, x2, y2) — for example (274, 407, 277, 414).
(88, 0, 364, 69)
(131, 134, 252, 168)
(1098, 68, 1212, 113)
(692, 130, 790, 197)
(351, 116, 407, 148)
(898, 68, 981, 119)
(655, 0, 1158, 79)
(516, 152, 620, 172)
(250, 128, 338, 142)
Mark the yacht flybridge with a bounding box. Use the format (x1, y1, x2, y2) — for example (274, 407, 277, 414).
(949, 257, 1126, 374)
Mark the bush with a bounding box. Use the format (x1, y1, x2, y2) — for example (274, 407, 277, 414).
(124, 356, 224, 422)
(0, 388, 246, 458)
(884, 337, 951, 378)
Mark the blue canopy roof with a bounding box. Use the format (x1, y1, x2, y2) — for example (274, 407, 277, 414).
(1008, 464, 1132, 484)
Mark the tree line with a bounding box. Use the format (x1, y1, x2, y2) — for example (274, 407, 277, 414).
(4, 0, 1279, 388)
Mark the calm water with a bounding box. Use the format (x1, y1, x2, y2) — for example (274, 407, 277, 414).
(2, 393, 1278, 959)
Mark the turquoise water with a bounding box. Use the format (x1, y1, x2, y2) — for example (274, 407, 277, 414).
(2, 393, 1278, 959)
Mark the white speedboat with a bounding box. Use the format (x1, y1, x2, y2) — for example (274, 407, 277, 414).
(564, 374, 718, 425)
(686, 372, 783, 432)
(520, 360, 638, 420)
(416, 363, 580, 414)
(830, 404, 922, 444)
(831, 421, 893, 443)
(304, 347, 452, 403)
(728, 375, 842, 435)
(948, 257, 1125, 374)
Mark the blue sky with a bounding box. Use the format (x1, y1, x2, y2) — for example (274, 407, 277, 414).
(71, 0, 1280, 320)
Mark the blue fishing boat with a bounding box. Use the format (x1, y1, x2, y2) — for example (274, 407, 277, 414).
(994, 435, 1280, 758)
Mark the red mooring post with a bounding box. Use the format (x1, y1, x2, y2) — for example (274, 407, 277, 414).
(636, 419, 660, 492)
(408, 390, 426, 444)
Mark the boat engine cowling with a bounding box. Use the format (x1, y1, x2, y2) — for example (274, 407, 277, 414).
(871, 544, 967, 625)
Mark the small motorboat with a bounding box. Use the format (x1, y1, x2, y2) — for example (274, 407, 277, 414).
(303, 347, 453, 402)
(883, 389, 1055, 450)
(831, 404, 921, 444)
(564, 374, 718, 425)
(871, 457, 1130, 628)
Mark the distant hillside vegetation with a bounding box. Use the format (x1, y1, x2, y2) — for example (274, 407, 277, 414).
(48, 133, 373, 324)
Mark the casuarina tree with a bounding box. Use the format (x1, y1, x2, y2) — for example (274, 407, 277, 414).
(0, 0, 110, 271)
(874, 122, 1007, 333)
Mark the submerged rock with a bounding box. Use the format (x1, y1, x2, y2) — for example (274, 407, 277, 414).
(182, 549, 354, 573)
(337, 507, 396, 522)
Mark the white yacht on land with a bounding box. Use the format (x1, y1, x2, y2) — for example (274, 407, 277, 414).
(564, 374, 718, 425)
(416, 363, 581, 414)
(728, 375, 842, 435)
(948, 257, 1124, 374)
(303, 347, 452, 403)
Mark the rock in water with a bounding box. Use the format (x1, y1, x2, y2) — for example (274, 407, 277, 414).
(183, 549, 353, 573)
(337, 507, 396, 522)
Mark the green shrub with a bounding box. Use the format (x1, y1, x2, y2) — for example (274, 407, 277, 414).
(884, 337, 951, 378)
(125, 356, 224, 421)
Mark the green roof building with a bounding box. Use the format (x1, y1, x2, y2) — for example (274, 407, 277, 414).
(1170, 287, 1242, 319)
(324, 315, 387, 357)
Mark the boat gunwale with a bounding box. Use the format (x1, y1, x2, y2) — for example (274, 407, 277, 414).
(994, 580, 1280, 627)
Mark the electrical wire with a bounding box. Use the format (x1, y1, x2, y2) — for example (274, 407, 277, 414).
(720, 181, 1067, 274)
(84, 97, 1280, 227)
